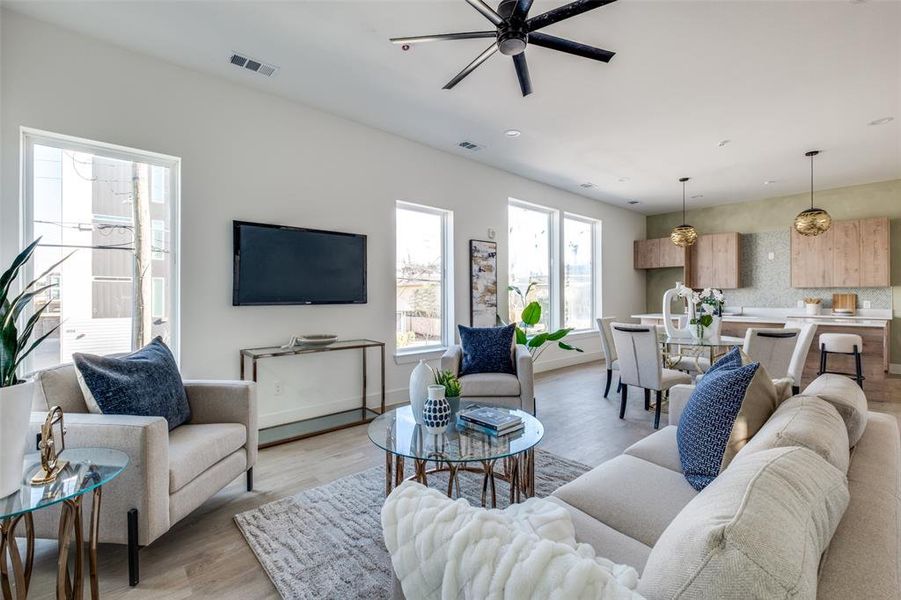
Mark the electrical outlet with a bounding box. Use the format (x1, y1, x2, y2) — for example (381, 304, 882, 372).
(274, 381, 284, 396)
(767, 252, 775, 261)
(863, 301, 872, 309)
(797, 300, 804, 308)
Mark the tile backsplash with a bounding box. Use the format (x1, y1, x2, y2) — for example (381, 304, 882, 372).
(722, 230, 892, 309)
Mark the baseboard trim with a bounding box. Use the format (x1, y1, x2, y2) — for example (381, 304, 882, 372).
(889, 363, 901, 375)
(533, 351, 603, 374)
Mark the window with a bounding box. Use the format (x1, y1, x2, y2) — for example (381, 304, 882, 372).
(23, 130, 179, 371)
(508, 201, 554, 332)
(396, 202, 452, 353)
(563, 215, 598, 330)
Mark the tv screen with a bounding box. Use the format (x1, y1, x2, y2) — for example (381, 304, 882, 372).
(233, 221, 367, 305)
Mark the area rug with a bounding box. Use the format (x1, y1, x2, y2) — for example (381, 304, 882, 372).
(234, 450, 590, 599)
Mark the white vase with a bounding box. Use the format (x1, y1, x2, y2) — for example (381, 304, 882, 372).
(422, 384, 451, 435)
(0, 381, 34, 498)
(409, 360, 433, 424)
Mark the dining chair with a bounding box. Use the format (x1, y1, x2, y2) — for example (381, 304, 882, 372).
(596, 317, 619, 397)
(610, 323, 692, 429)
(784, 320, 818, 394)
(742, 327, 800, 380)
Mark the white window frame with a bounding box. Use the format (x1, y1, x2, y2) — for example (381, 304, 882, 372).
(508, 198, 558, 330)
(20, 127, 181, 365)
(562, 212, 602, 332)
(395, 200, 454, 358)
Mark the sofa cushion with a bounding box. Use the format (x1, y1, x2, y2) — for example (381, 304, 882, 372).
(545, 496, 653, 574)
(803, 373, 868, 446)
(457, 324, 515, 376)
(73, 337, 191, 430)
(33, 363, 89, 413)
(638, 447, 850, 599)
(168, 423, 247, 492)
(735, 395, 850, 474)
(622, 426, 682, 473)
(552, 454, 698, 547)
(677, 348, 779, 490)
(459, 373, 520, 397)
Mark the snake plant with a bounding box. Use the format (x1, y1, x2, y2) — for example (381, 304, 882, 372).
(1, 238, 70, 387)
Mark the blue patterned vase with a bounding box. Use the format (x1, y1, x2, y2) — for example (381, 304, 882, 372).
(422, 384, 451, 435)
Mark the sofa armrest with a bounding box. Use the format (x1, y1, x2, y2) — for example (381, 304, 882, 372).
(440, 346, 462, 376)
(515, 344, 535, 415)
(668, 384, 695, 426)
(28, 412, 170, 546)
(184, 380, 257, 468)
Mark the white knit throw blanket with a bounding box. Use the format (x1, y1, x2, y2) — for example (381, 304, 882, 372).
(381, 482, 645, 600)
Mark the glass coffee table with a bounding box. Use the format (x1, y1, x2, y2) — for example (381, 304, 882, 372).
(368, 403, 543, 508)
(0, 448, 128, 600)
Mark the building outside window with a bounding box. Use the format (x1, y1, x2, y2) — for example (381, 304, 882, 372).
(23, 130, 179, 371)
(395, 202, 452, 353)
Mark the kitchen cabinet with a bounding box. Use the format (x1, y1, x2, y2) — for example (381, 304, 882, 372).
(791, 217, 890, 288)
(633, 238, 685, 269)
(688, 232, 741, 289)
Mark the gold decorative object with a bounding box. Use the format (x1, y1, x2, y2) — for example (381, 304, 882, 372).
(31, 406, 68, 485)
(671, 177, 698, 247)
(794, 150, 832, 237)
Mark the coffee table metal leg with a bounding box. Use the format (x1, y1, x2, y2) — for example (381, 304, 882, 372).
(89, 487, 102, 600)
(384, 451, 393, 496)
(1, 512, 33, 600)
(414, 459, 428, 486)
(394, 456, 405, 488)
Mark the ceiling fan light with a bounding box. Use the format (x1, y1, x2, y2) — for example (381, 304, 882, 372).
(794, 208, 832, 237)
(671, 224, 698, 247)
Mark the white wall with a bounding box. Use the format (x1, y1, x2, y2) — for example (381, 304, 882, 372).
(0, 11, 645, 423)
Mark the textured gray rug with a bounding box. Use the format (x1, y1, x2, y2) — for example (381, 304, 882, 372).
(234, 450, 590, 600)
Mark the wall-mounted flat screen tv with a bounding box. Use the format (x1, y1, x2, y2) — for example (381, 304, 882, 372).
(232, 220, 367, 306)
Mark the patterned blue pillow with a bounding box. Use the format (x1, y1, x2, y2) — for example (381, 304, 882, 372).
(458, 324, 515, 376)
(708, 346, 743, 372)
(73, 337, 191, 430)
(677, 358, 761, 491)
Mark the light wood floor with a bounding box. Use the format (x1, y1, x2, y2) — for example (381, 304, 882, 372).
(24, 362, 901, 599)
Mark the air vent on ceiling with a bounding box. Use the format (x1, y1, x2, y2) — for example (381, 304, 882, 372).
(627, 200, 640, 205)
(458, 141, 485, 151)
(579, 182, 596, 189)
(229, 53, 278, 77)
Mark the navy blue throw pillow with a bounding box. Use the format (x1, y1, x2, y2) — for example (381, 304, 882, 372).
(457, 324, 515, 376)
(677, 357, 760, 491)
(73, 337, 191, 430)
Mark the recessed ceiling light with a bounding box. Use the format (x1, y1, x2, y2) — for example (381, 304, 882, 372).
(618, 177, 630, 183)
(717, 139, 731, 147)
(764, 180, 777, 185)
(868, 116, 894, 126)
(504, 129, 521, 137)
(627, 200, 640, 205)
(691, 194, 704, 199)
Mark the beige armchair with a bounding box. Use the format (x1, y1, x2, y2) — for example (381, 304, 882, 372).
(28, 363, 257, 586)
(440, 344, 534, 414)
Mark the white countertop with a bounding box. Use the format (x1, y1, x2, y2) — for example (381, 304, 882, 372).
(632, 309, 891, 329)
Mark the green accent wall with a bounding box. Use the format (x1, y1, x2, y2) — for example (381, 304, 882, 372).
(644, 178, 901, 365)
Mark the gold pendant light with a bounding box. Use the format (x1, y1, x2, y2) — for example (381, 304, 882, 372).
(671, 177, 698, 247)
(793, 150, 832, 237)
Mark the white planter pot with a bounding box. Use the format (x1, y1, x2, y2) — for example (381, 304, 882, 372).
(805, 303, 821, 316)
(0, 381, 34, 498)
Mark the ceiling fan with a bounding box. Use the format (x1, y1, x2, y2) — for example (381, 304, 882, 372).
(390, 0, 618, 96)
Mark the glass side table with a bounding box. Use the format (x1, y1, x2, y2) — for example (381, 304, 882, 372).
(0, 448, 128, 600)
(368, 403, 543, 508)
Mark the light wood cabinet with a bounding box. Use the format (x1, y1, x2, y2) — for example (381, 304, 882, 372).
(688, 232, 741, 289)
(859, 217, 891, 287)
(791, 217, 890, 288)
(634, 238, 685, 269)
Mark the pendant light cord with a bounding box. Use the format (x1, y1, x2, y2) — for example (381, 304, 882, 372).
(682, 180, 686, 223)
(810, 153, 814, 209)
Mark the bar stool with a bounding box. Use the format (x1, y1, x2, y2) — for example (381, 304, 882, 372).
(818, 333, 864, 388)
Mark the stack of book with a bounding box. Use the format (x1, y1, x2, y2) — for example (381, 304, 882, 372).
(457, 406, 524, 437)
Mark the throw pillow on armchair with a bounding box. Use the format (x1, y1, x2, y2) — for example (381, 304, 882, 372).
(457, 324, 516, 376)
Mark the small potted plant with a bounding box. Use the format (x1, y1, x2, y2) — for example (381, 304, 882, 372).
(434, 370, 462, 414)
(1, 238, 69, 497)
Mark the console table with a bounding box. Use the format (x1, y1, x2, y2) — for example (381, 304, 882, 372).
(239, 339, 386, 448)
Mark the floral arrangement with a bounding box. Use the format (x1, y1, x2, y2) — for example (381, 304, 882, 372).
(434, 370, 462, 398)
(677, 287, 725, 337)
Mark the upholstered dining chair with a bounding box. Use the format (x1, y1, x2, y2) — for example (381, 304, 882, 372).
(784, 321, 818, 394)
(610, 323, 691, 429)
(595, 317, 619, 397)
(742, 327, 800, 381)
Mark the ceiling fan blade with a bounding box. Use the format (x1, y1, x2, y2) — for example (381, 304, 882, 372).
(443, 43, 499, 89)
(527, 0, 618, 31)
(390, 31, 497, 45)
(528, 32, 615, 62)
(513, 53, 533, 96)
(464, 0, 505, 27)
(511, 0, 535, 21)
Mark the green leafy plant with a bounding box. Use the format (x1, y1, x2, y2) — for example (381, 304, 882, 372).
(434, 370, 462, 398)
(505, 283, 583, 361)
(1, 238, 70, 387)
